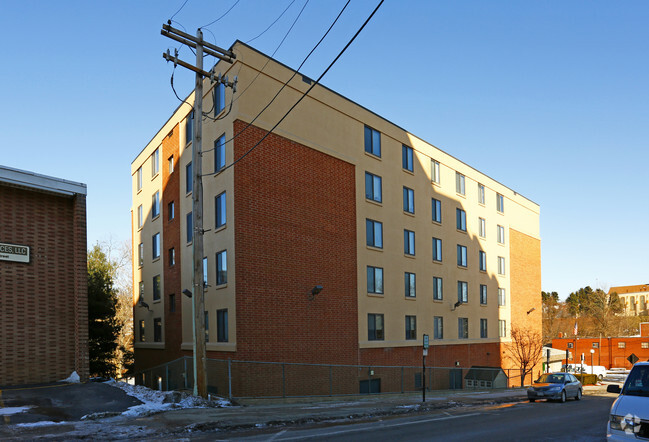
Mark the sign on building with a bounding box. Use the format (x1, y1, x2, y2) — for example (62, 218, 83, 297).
(0, 242, 30, 263)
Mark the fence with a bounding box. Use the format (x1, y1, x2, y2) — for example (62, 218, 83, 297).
(134, 357, 534, 399)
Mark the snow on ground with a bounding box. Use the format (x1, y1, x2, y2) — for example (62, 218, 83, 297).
(93, 380, 232, 419)
(60, 371, 81, 383)
(14, 421, 67, 428)
(0, 406, 32, 416)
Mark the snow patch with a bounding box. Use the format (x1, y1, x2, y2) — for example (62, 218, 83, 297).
(0, 406, 32, 416)
(14, 420, 67, 428)
(61, 371, 81, 383)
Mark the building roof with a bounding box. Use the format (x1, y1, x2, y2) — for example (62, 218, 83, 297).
(609, 285, 649, 295)
(464, 366, 506, 381)
(0, 165, 86, 196)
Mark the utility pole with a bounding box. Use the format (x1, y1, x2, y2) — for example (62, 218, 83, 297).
(161, 22, 235, 398)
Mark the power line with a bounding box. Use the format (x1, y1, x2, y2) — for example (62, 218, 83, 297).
(203, 0, 349, 155)
(246, 0, 297, 44)
(212, 0, 384, 176)
(170, 0, 190, 21)
(201, 0, 240, 29)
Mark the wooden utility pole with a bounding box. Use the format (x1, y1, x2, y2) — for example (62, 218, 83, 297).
(161, 22, 235, 398)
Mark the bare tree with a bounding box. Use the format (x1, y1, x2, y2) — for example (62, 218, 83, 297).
(508, 326, 544, 386)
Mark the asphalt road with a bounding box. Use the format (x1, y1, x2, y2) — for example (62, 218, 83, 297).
(227, 395, 616, 441)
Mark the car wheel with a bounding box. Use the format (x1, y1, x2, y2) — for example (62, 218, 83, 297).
(560, 390, 566, 403)
(575, 389, 581, 401)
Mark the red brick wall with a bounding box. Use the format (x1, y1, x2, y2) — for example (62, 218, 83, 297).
(225, 120, 358, 364)
(359, 343, 502, 368)
(552, 337, 649, 369)
(0, 185, 88, 385)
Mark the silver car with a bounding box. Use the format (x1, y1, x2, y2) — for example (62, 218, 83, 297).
(527, 372, 582, 403)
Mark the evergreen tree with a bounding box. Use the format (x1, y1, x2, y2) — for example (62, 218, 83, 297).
(88, 244, 122, 377)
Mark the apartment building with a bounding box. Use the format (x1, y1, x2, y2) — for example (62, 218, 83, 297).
(0, 165, 88, 385)
(610, 284, 649, 316)
(132, 41, 541, 382)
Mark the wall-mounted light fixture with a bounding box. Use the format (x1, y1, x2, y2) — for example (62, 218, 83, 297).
(308, 285, 323, 301)
(452, 300, 463, 311)
(138, 299, 151, 311)
(527, 307, 536, 315)
(183, 289, 192, 298)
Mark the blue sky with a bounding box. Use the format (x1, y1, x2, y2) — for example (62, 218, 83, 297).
(2, 1, 647, 299)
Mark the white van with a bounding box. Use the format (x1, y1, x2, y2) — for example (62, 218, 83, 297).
(607, 361, 649, 439)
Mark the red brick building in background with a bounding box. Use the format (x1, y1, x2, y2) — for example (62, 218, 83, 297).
(0, 165, 88, 386)
(552, 323, 649, 370)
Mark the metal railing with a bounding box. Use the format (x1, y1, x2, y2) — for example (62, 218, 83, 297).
(134, 357, 530, 398)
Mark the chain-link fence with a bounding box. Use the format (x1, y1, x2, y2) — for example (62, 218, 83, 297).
(134, 357, 536, 398)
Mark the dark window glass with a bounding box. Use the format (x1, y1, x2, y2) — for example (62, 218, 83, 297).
(402, 145, 413, 172)
(364, 125, 381, 157)
(367, 266, 384, 294)
(217, 309, 229, 342)
(368, 313, 384, 340)
(432, 198, 441, 223)
(456, 208, 466, 231)
(216, 191, 226, 228)
(406, 315, 417, 340)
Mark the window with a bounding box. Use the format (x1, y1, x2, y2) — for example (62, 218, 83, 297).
(478, 183, 485, 204)
(432, 198, 441, 223)
(479, 217, 486, 238)
(186, 162, 193, 193)
(497, 225, 505, 244)
(169, 294, 176, 313)
(499, 320, 506, 338)
(153, 275, 161, 300)
(368, 313, 384, 340)
(154, 317, 162, 342)
(168, 201, 175, 221)
(406, 315, 417, 340)
(479, 251, 486, 271)
(458, 281, 468, 303)
(214, 134, 226, 172)
(186, 212, 193, 242)
(139, 320, 146, 342)
(138, 243, 144, 267)
(364, 125, 381, 157)
(203, 257, 208, 286)
(366, 219, 383, 248)
(215, 82, 225, 114)
(456, 172, 465, 195)
(367, 266, 384, 294)
(431, 159, 440, 184)
(592, 342, 599, 348)
(403, 187, 415, 213)
(365, 172, 382, 203)
(136, 167, 142, 191)
(497, 193, 504, 213)
(216, 250, 227, 285)
(434, 316, 443, 339)
(498, 256, 506, 275)
(404, 229, 415, 256)
(480, 284, 487, 305)
(618, 342, 626, 349)
(457, 245, 467, 267)
(217, 309, 229, 342)
(567, 342, 573, 348)
(405, 272, 416, 298)
(642, 342, 649, 349)
(456, 208, 466, 231)
(185, 111, 194, 145)
(137, 205, 143, 228)
(168, 247, 175, 266)
(402, 145, 414, 172)
(458, 318, 469, 339)
(151, 148, 159, 177)
(152, 192, 160, 218)
(498, 288, 506, 306)
(215, 191, 226, 228)
(204, 311, 209, 343)
(432, 237, 442, 262)
(480, 318, 488, 338)
(139, 281, 144, 299)
(168, 155, 174, 174)
(152, 233, 160, 259)
(433, 277, 443, 300)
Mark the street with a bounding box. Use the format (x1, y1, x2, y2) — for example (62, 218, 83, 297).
(226, 395, 615, 441)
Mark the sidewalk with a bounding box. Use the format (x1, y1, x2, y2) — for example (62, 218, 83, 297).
(0, 384, 613, 440)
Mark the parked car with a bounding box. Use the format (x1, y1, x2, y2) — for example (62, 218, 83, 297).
(607, 361, 649, 439)
(527, 372, 582, 403)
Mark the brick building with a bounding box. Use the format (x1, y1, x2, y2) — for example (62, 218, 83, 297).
(0, 165, 88, 385)
(552, 323, 649, 370)
(132, 42, 541, 392)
